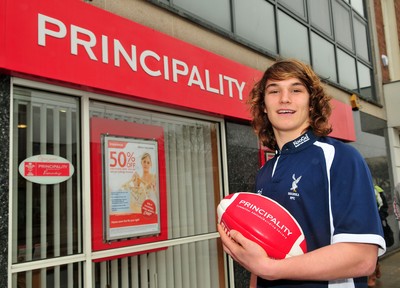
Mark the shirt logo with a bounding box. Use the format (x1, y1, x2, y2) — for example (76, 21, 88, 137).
(292, 134, 310, 147)
(290, 174, 302, 192)
(288, 174, 302, 200)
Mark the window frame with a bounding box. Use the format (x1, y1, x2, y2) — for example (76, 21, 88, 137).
(9, 76, 230, 288)
(146, 0, 378, 103)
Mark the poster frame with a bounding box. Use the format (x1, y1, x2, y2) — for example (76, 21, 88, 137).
(90, 117, 168, 255)
(103, 135, 161, 241)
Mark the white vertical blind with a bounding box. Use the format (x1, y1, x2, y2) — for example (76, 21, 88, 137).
(121, 257, 129, 288)
(12, 88, 81, 287)
(130, 256, 139, 288)
(93, 238, 221, 288)
(26, 101, 34, 288)
(11, 92, 223, 287)
(90, 102, 222, 287)
(53, 107, 61, 288)
(39, 104, 48, 287)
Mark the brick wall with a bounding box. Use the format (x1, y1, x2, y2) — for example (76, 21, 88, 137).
(395, 0, 400, 52)
(374, 0, 390, 83)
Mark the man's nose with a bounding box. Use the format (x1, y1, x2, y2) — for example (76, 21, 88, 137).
(279, 89, 291, 103)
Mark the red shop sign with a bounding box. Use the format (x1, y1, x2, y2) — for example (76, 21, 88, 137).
(0, 0, 355, 141)
(0, 0, 259, 119)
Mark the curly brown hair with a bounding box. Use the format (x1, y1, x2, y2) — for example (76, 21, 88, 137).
(248, 59, 332, 150)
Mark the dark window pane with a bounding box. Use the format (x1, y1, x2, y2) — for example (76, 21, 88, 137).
(333, 0, 354, 51)
(309, 0, 332, 36)
(234, 0, 277, 53)
(354, 16, 370, 61)
(337, 49, 357, 90)
(351, 0, 365, 16)
(358, 61, 374, 100)
(174, 0, 231, 30)
(278, 10, 310, 64)
(279, 0, 306, 18)
(311, 32, 337, 82)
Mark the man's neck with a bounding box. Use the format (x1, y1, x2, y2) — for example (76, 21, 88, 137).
(274, 129, 308, 150)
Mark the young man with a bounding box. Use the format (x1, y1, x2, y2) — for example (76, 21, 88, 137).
(218, 59, 386, 287)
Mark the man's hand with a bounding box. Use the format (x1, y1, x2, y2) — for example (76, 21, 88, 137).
(217, 224, 272, 276)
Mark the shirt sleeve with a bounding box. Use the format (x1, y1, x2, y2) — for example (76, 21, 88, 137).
(329, 143, 386, 256)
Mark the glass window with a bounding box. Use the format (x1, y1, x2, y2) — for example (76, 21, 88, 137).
(337, 49, 357, 90)
(354, 16, 370, 61)
(89, 101, 224, 287)
(12, 87, 82, 264)
(350, 113, 394, 251)
(234, 0, 277, 54)
(14, 263, 83, 288)
(174, 0, 231, 30)
(308, 0, 332, 36)
(332, 0, 354, 51)
(351, 0, 365, 16)
(90, 101, 221, 240)
(149, 0, 377, 101)
(311, 32, 337, 82)
(93, 238, 223, 287)
(225, 122, 260, 288)
(226, 122, 259, 193)
(358, 61, 373, 100)
(279, 0, 306, 19)
(278, 10, 310, 64)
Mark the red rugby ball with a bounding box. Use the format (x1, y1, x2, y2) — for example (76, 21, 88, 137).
(217, 192, 307, 259)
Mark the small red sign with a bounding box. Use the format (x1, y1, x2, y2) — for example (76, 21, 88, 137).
(142, 199, 156, 217)
(24, 162, 70, 177)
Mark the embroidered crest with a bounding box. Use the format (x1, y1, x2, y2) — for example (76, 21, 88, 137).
(290, 174, 302, 193)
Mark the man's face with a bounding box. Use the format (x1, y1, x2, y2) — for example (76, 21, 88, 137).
(264, 77, 311, 141)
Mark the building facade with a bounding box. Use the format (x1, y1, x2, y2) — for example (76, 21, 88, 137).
(0, 0, 399, 287)
(375, 0, 400, 209)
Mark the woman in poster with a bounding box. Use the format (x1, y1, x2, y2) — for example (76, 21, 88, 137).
(125, 152, 157, 213)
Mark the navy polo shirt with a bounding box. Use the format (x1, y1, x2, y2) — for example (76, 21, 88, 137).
(255, 130, 386, 288)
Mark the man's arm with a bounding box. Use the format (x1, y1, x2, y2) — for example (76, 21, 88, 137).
(218, 224, 378, 282)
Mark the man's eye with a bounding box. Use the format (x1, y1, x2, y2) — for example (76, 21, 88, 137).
(268, 90, 278, 94)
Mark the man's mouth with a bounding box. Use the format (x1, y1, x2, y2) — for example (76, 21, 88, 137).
(277, 109, 295, 114)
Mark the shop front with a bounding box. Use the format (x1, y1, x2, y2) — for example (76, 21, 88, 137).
(0, 0, 356, 287)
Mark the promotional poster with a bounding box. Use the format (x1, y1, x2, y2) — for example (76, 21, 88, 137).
(104, 135, 160, 240)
